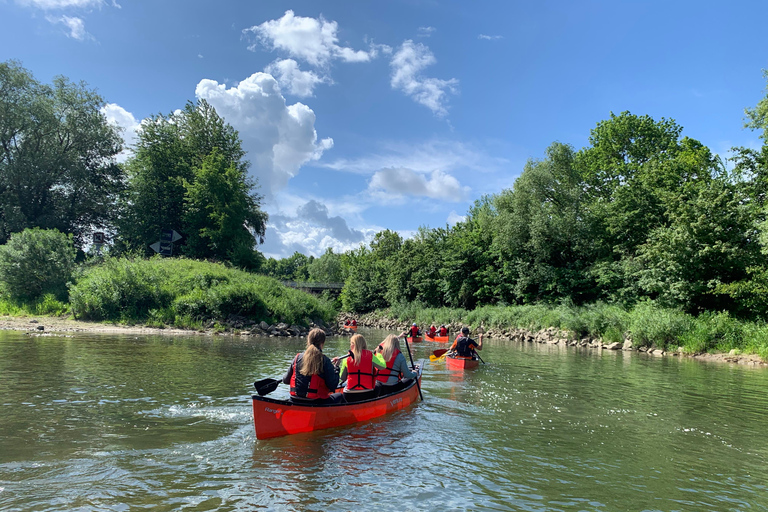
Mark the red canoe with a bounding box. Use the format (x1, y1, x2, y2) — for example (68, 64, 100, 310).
(425, 335, 449, 343)
(406, 336, 423, 343)
(446, 355, 479, 369)
(252, 361, 425, 439)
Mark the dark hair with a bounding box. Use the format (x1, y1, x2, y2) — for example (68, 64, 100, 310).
(461, 326, 470, 334)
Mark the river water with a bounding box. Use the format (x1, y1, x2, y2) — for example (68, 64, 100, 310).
(1, 327, 767, 511)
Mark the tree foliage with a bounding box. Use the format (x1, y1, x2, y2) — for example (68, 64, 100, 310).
(116, 100, 266, 267)
(0, 60, 124, 247)
(0, 228, 76, 301)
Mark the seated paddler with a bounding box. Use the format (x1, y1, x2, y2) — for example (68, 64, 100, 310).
(283, 328, 341, 403)
(332, 334, 386, 402)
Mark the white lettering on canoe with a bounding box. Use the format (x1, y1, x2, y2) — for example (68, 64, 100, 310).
(390, 397, 403, 406)
(264, 407, 282, 418)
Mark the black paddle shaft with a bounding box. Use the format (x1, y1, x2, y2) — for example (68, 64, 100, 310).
(402, 336, 424, 401)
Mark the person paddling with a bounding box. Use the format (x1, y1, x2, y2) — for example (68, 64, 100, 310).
(282, 328, 341, 403)
(438, 324, 448, 337)
(409, 323, 421, 339)
(374, 334, 419, 393)
(333, 334, 385, 402)
(447, 326, 483, 360)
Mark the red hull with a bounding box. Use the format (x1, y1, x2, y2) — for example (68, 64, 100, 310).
(446, 355, 479, 369)
(406, 336, 423, 343)
(425, 335, 449, 343)
(252, 361, 424, 439)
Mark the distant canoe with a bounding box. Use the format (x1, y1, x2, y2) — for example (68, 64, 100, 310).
(425, 335, 449, 343)
(406, 336, 423, 343)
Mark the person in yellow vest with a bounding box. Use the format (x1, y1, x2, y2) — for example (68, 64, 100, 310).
(332, 334, 386, 402)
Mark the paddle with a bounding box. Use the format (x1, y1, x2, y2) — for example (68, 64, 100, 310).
(402, 335, 424, 401)
(429, 348, 448, 362)
(254, 354, 350, 396)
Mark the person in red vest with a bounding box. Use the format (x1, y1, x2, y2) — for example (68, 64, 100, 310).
(283, 328, 340, 403)
(351, 319, 357, 326)
(409, 323, 421, 338)
(374, 334, 419, 393)
(333, 334, 386, 402)
(439, 324, 448, 336)
(426, 324, 437, 338)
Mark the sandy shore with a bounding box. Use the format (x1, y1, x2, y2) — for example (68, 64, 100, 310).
(0, 315, 205, 336)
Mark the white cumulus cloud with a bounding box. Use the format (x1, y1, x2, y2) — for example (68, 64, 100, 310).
(261, 199, 371, 258)
(264, 58, 328, 97)
(369, 168, 467, 200)
(390, 40, 458, 117)
(194, 72, 333, 200)
(447, 211, 466, 225)
(244, 10, 373, 68)
(100, 102, 139, 162)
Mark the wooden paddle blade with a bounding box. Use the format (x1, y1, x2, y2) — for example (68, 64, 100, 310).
(432, 349, 448, 357)
(254, 378, 281, 396)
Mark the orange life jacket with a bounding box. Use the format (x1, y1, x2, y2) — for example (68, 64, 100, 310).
(346, 349, 376, 390)
(375, 348, 402, 383)
(289, 353, 332, 399)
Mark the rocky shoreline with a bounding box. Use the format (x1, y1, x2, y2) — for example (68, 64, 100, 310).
(342, 312, 768, 367)
(3, 312, 765, 367)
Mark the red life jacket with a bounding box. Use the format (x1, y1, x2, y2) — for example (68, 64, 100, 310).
(439, 326, 448, 336)
(375, 348, 402, 383)
(346, 349, 376, 390)
(410, 325, 419, 337)
(351, 319, 357, 326)
(289, 353, 332, 399)
(427, 327, 437, 337)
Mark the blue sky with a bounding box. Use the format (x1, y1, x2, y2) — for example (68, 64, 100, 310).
(2, 1, 768, 258)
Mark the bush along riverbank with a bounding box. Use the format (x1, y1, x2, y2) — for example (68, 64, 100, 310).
(65, 257, 339, 334)
(342, 302, 768, 366)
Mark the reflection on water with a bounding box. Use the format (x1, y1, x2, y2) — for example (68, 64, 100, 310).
(1, 328, 768, 511)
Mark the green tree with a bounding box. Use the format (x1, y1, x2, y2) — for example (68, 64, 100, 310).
(0, 61, 124, 247)
(307, 248, 343, 283)
(341, 230, 402, 312)
(0, 228, 76, 301)
(182, 149, 267, 269)
(117, 100, 266, 263)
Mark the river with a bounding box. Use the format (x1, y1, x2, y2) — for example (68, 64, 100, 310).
(1, 327, 767, 511)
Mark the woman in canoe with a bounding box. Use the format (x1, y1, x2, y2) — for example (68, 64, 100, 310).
(333, 334, 386, 402)
(439, 325, 448, 336)
(282, 328, 341, 403)
(426, 324, 437, 338)
(374, 334, 420, 393)
(447, 326, 484, 359)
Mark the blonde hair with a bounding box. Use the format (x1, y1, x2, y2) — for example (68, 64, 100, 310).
(380, 334, 401, 362)
(299, 328, 326, 376)
(349, 334, 367, 362)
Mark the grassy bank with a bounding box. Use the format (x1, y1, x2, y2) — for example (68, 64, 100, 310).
(377, 301, 768, 360)
(62, 257, 336, 329)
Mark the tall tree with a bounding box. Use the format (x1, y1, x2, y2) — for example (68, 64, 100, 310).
(0, 60, 124, 247)
(117, 99, 266, 265)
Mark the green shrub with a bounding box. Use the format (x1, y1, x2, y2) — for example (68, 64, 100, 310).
(0, 228, 76, 301)
(68, 256, 336, 326)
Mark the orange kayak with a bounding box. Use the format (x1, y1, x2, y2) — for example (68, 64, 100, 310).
(446, 355, 479, 369)
(425, 335, 449, 343)
(406, 336, 423, 343)
(252, 361, 424, 439)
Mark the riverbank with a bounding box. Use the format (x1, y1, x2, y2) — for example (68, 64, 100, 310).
(343, 311, 768, 367)
(0, 315, 342, 338)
